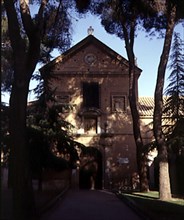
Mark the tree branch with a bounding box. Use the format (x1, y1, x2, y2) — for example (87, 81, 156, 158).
(130, 19, 135, 51)
(37, 0, 48, 30)
(19, 0, 35, 40)
(4, 0, 22, 52)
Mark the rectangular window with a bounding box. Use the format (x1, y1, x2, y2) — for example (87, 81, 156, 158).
(55, 93, 71, 113)
(84, 116, 97, 134)
(112, 95, 126, 112)
(83, 82, 99, 108)
(56, 93, 70, 104)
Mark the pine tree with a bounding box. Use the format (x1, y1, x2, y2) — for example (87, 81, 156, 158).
(164, 32, 184, 195)
(164, 31, 184, 144)
(164, 32, 184, 123)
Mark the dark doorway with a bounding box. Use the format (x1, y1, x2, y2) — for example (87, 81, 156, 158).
(79, 147, 102, 189)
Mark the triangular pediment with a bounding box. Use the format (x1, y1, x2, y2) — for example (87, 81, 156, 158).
(40, 35, 142, 76)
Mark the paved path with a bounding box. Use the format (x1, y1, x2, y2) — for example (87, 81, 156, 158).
(40, 190, 143, 220)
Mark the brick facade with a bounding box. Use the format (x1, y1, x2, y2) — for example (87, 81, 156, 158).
(40, 34, 150, 189)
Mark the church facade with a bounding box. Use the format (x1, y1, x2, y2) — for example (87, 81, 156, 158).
(40, 32, 154, 189)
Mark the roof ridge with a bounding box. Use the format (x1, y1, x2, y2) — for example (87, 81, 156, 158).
(39, 34, 142, 74)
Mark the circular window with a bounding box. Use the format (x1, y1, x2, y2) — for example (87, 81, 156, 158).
(84, 53, 97, 65)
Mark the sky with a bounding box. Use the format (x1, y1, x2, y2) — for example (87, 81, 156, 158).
(69, 13, 183, 97)
(1, 13, 184, 104)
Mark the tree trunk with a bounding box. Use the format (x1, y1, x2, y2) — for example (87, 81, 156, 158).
(122, 21, 149, 192)
(9, 75, 37, 220)
(153, 6, 176, 201)
(4, 1, 44, 219)
(129, 67, 149, 192)
(159, 161, 171, 200)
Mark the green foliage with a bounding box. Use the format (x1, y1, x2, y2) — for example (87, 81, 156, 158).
(90, 0, 135, 39)
(39, 1, 72, 54)
(27, 97, 82, 169)
(167, 118, 184, 155)
(75, 0, 91, 13)
(2, 1, 77, 218)
(27, 126, 69, 172)
(0, 103, 10, 166)
(1, 0, 73, 92)
(1, 16, 13, 92)
(119, 191, 184, 219)
(164, 32, 184, 120)
(163, 32, 184, 153)
(83, 0, 167, 40)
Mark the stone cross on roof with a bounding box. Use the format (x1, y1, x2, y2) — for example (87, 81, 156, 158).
(87, 26, 94, 35)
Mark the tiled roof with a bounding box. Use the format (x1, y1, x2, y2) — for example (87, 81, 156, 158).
(138, 97, 154, 116)
(138, 97, 168, 116)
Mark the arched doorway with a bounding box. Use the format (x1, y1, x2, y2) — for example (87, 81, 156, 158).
(79, 147, 102, 189)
